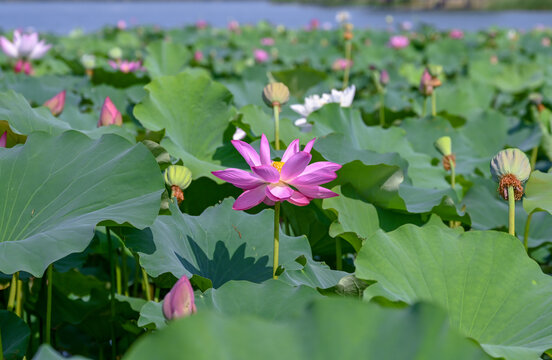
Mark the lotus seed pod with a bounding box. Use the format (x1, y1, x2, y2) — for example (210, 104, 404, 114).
(428, 64, 443, 77)
(81, 54, 96, 70)
(262, 82, 290, 108)
(164, 165, 192, 190)
(434, 136, 452, 156)
(490, 148, 531, 201)
(108, 47, 123, 60)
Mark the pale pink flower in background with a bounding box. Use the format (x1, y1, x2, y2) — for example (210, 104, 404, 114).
(108, 60, 143, 73)
(261, 37, 275, 46)
(449, 29, 464, 39)
(542, 37, 551, 47)
(43, 90, 66, 116)
(194, 50, 204, 62)
(98, 97, 123, 127)
(332, 58, 352, 71)
(163, 276, 196, 320)
(307, 18, 320, 31)
(212, 134, 341, 210)
(196, 20, 208, 29)
(388, 35, 409, 49)
(400, 21, 413, 31)
(228, 20, 240, 32)
(253, 49, 269, 63)
(0, 30, 51, 60)
(117, 20, 127, 30)
(490, 55, 498, 65)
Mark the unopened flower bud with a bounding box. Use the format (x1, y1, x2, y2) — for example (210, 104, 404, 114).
(490, 148, 531, 201)
(419, 68, 433, 96)
(164, 165, 192, 203)
(162, 276, 197, 321)
(262, 82, 290, 108)
(380, 70, 389, 86)
(98, 97, 123, 127)
(43, 90, 66, 116)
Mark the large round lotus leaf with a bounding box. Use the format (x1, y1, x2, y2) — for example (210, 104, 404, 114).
(0, 310, 30, 360)
(33, 345, 90, 360)
(469, 61, 544, 94)
(139, 199, 345, 289)
(356, 222, 552, 360)
(523, 170, 552, 215)
(124, 298, 491, 360)
(133, 72, 237, 180)
(0, 131, 164, 276)
(144, 40, 191, 78)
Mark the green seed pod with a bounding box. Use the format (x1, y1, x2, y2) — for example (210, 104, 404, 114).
(108, 47, 123, 60)
(434, 136, 452, 156)
(428, 64, 443, 77)
(490, 148, 531, 183)
(262, 82, 290, 108)
(164, 165, 192, 190)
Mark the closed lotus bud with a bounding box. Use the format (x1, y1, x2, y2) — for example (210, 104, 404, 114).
(0, 132, 6, 148)
(380, 70, 389, 86)
(98, 97, 123, 127)
(43, 90, 66, 116)
(164, 165, 192, 203)
(162, 276, 197, 321)
(262, 82, 290, 108)
(435, 136, 455, 170)
(81, 54, 96, 70)
(490, 148, 531, 201)
(419, 68, 433, 96)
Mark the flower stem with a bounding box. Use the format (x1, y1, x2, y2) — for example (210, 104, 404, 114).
(379, 92, 385, 127)
(106, 227, 117, 359)
(115, 252, 122, 295)
(15, 278, 22, 317)
(7, 272, 18, 313)
(121, 248, 129, 297)
(45, 264, 53, 345)
(273, 105, 280, 151)
(273, 202, 281, 279)
(336, 238, 342, 271)
(450, 162, 456, 189)
(508, 186, 515, 236)
(530, 146, 538, 170)
(422, 97, 427, 117)
(142, 268, 152, 301)
(431, 91, 437, 117)
(0, 325, 3, 360)
(343, 41, 352, 89)
(524, 211, 535, 252)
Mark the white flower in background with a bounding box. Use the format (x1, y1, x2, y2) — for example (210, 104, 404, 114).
(322, 22, 333, 30)
(232, 127, 246, 141)
(335, 11, 351, 24)
(290, 85, 356, 131)
(507, 29, 517, 41)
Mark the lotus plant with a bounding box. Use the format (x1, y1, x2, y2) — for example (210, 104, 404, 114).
(449, 29, 464, 39)
(0, 30, 52, 75)
(435, 136, 456, 189)
(212, 134, 341, 278)
(163, 276, 197, 320)
(388, 35, 409, 49)
(43, 90, 66, 116)
(98, 97, 123, 127)
(490, 148, 531, 236)
(372, 68, 389, 126)
(341, 23, 354, 89)
(164, 165, 192, 204)
(81, 54, 96, 77)
(108, 60, 143, 73)
(254, 49, 269, 63)
(262, 82, 290, 150)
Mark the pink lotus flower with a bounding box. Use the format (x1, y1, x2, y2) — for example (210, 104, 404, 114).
(0, 132, 6, 148)
(261, 37, 275, 46)
(332, 58, 352, 71)
(43, 90, 66, 116)
(228, 20, 240, 32)
(194, 50, 204, 62)
(14, 59, 33, 75)
(212, 134, 341, 210)
(254, 49, 269, 63)
(0, 30, 51, 60)
(388, 35, 409, 49)
(449, 29, 464, 39)
(163, 276, 196, 320)
(308, 18, 320, 31)
(98, 97, 123, 127)
(196, 20, 208, 29)
(117, 20, 127, 30)
(108, 60, 143, 73)
(542, 37, 551, 47)
(419, 68, 433, 96)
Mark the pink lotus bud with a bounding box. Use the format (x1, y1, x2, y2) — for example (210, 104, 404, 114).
(98, 97, 123, 127)
(309, 18, 320, 30)
(332, 58, 352, 71)
(542, 37, 551, 47)
(162, 276, 196, 320)
(449, 29, 464, 39)
(43, 90, 66, 116)
(0, 132, 6, 148)
(196, 20, 208, 29)
(419, 68, 433, 96)
(261, 37, 275, 46)
(117, 20, 127, 30)
(388, 35, 410, 49)
(380, 69, 390, 86)
(228, 20, 240, 32)
(253, 49, 269, 63)
(194, 50, 204, 62)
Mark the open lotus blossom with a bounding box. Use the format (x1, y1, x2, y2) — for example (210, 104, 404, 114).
(194, 50, 204, 62)
(388, 35, 409, 49)
(108, 60, 143, 73)
(0, 132, 6, 148)
(332, 58, 352, 71)
(0, 30, 52, 60)
(212, 134, 341, 210)
(163, 276, 197, 320)
(228, 20, 240, 32)
(400, 21, 413, 31)
(117, 20, 127, 30)
(196, 20, 208, 29)
(449, 29, 464, 39)
(291, 85, 355, 129)
(335, 11, 351, 24)
(253, 49, 269, 63)
(98, 97, 123, 127)
(261, 37, 275, 46)
(43, 90, 66, 116)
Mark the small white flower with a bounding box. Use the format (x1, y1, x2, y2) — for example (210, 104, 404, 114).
(507, 29, 517, 40)
(336, 11, 351, 24)
(290, 94, 328, 118)
(232, 127, 247, 141)
(326, 85, 356, 107)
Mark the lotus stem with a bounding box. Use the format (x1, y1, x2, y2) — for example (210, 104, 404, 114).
(524, 211, 535, 252)
(379, 92, 385, 127)
(115, 252, 122, 295)
(450, 162, 456, 189)
(431, 91, 437, 117)
(132, 252, 140, 297)
(141, 268, 152, 301)
(336, 238, 342, 271)
(7, 272, 18, 313)
(45, 264, 53, 345)
(15, 278, 22, 317)
(422, 97, 427, 117)
(121, 248, 129, 296)
(343, 41, 352, 89)
(106, 227, 117, 359)
(508, 186, 515, 236)
(273, 202, 281, 279)
(0, 326, 3, 360)
(530, 146, 538, 170)
(273, 105, 280, 151)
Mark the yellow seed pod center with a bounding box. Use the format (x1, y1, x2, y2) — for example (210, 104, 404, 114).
(271, 161, 285, 173)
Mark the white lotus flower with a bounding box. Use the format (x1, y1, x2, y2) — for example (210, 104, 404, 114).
(0, 30, 51, 60)
(232, 127, 246, 141)
(326, 85, 356, 107)
(335, 11, 351, 24)
(290, 94, 329, 118)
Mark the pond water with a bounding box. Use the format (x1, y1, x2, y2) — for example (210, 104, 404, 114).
(1, 1, 551, 34)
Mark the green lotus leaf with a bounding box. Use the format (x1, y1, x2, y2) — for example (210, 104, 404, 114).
(0, 310, 30, 360)
(0, 131, 164, 276)
(144, 40, 192, 78)
(356, 222, 552, 360)
(523, 170, 552, 215)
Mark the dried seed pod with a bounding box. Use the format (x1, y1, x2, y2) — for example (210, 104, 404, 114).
(262, 82, 290, 108)
(490, 148, 531, 200)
